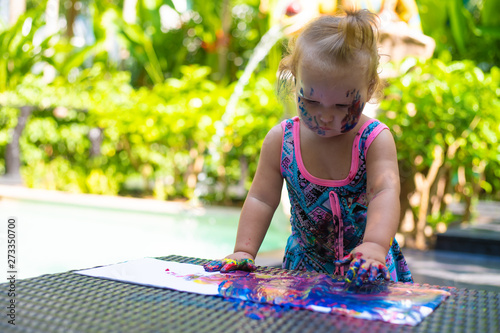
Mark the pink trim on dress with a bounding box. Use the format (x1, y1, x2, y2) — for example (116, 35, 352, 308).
(364, 123, 389, 153)
(329, 191, 344, 276)
(292, 117, 378, 187)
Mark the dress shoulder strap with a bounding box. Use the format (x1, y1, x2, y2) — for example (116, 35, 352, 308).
(358, 119, 389, 156)
(280, 118, 298, 177)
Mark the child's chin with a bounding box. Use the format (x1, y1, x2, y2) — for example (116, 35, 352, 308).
(316, 129, 341, 137)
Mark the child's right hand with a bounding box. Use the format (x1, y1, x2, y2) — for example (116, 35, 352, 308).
(203, 252, 256, 273)
(335, 252, 390, 286)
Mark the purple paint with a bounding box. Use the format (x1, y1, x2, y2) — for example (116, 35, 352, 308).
(341, 90, 364, 133)
(167, 268, 450, 325)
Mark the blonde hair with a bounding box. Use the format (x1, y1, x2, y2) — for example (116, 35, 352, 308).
(278, 8, 382, 101)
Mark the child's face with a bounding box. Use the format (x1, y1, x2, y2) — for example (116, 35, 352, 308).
(295, 60, 370, 137)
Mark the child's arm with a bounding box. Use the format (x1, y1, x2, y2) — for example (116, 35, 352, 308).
(364, 128, 400, 256)
(226, 124, 284, 262)
(345, 128, 400, 281)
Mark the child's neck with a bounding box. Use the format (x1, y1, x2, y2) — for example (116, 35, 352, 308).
(298, 115, 368, 180)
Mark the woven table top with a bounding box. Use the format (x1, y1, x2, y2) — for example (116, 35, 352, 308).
(1, 255, 499, 333)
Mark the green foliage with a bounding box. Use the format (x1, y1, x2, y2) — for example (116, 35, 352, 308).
(2, 0, 498, 220)
(379, 57, 500, 211)
(0, 9, 53, 92)
(0, 0, 285, 204)
(1, 61, 282, 201)
(0, 106, 18, 174)
(417, 0, 500, 68)
(201, 68, 284, 202)
(88, 0, 270, 86)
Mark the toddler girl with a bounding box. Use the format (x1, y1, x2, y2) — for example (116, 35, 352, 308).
(206, 8, 412, 285)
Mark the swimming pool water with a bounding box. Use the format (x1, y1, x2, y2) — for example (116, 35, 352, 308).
(0, 198, 290, 281)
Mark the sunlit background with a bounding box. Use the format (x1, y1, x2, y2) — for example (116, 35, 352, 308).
(0, 0, 499, 283)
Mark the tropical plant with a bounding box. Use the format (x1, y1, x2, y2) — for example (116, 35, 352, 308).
(379, 56, 500, 249)
(417, 0, 500, 69)
(0, 9, 53, 92)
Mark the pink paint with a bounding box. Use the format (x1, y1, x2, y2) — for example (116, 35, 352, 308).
(166, 268, 450, 325)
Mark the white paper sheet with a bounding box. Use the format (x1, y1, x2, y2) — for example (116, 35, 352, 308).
(76, 258, 221, 295)
(76, 257, 450, 326)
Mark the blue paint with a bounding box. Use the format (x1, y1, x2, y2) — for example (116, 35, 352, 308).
(297, 86, 326, 136)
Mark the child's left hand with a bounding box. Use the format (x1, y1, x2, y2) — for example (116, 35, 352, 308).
(203, 258, 257, 273)
(334, 243, 390, 286)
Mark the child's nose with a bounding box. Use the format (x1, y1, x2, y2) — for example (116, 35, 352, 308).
(319, 111, 334, 123)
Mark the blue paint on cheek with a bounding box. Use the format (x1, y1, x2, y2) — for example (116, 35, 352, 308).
(298, 99, 325, 136)
(298, 103, 310, 122)
(298, 100, 312, 123)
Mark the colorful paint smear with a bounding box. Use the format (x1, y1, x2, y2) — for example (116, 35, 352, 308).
(297, 86, 326, 136)
(341, 89, 364, 133)
(165, 267, 450, 326)
(77, 258, 449, 326)
(203, 258, 257, 273)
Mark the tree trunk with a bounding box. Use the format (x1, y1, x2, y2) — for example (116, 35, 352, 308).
(88, 127, 103, 158)
(398, 161, 415, 228)
(430, 166, 448, 216)
(415, 145, 444, 249)
(4, 106, 33, 183)
(66, 0, 77, 38)
(462, 161, 487, 223)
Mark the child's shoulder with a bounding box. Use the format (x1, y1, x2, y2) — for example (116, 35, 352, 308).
(279, 117, 299, 127)
(263, 123, 285, 145)
(358, 114, 384, 126)
(355, 116, 393, 151)
(357, 116, 389, 135)
(259, 123, 285, 166)
(363, 119, 397, 158)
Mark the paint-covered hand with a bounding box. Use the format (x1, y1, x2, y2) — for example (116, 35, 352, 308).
(335, 252, 390, 286)
(203, 258, 257, 273)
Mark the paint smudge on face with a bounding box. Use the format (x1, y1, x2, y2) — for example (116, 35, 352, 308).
(298, 87, 326, 136)
(166, 268, 450, 326)
(341, 90, 364, 133)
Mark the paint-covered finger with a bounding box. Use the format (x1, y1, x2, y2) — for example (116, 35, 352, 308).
(368, 265, 378, 282)
(379, 264, 390, 280)
(241, 259, 257, 271)
(203, 260, 224, 272)
(221, 258, 257, 273)
(351, 257, 364, 271)
(345, 266, 357, 283)
(345, 258, 362, 283)
(220, 259, 239, 273)
(334, 254, 352, 266)
(355, 263, 370, 286)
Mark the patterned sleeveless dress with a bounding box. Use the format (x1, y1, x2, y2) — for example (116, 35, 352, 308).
(280, 117, 413, 283)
